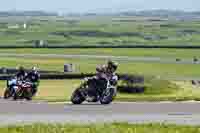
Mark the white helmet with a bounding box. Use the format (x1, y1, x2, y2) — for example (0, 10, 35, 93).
(32, 67, 37, 73)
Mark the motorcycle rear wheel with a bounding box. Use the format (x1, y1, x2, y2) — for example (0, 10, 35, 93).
(71, 88, 85, 104)
(3, 88, 12, 99)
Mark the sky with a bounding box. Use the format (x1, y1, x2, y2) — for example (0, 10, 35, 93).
(0, 0, 199, 13)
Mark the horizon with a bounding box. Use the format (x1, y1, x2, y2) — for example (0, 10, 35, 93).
(0, 0, 199, 14)
(1, 9, 200, 14)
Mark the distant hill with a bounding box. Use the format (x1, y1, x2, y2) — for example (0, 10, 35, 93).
(66, 10, 200, 20)
(2, 10, 200, 21)
(0, 11, 58, 17)
(119, 10, 200, 20)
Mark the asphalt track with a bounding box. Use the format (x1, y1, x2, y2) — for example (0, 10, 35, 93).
(1, 99, 200, 125)
(0, 53, 200, 64)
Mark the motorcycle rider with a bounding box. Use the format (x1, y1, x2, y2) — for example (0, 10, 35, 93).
(25, 67, 40, 96)
(84, 60, 118, 102)
(15, 66, 27, 81)
(85, 60, 118, 83)
(6, 66, 27, 95)
(96, 60, 118, 84)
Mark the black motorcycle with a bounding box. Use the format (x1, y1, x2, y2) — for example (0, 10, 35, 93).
(71, 78, 117, 104)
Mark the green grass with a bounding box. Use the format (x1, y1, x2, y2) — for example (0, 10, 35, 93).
(1, 16, 200, 45)
(1, 48, 200, 77)
(1, 48, 200, 59)
(0, 79, 198, 102)
(1, 123, 200, 133)
(0, 56, 200, 77)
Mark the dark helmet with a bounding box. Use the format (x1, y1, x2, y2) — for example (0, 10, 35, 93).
(107, 60, 118, 71)
(18, 66, 25, 71)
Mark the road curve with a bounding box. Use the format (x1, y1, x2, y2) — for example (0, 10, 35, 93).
(1, 99, 200, 125)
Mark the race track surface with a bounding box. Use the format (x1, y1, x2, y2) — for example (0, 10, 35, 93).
(1, 99, 200, 125)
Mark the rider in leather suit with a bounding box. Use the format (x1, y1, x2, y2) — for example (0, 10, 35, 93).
(84, 60, 118, 102)
(16, 66, 27, 81)
(25, 67, 40, 96)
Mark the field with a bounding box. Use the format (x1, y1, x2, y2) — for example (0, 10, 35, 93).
(1, 16, 200, 46)
(1, 123, 200, 133)
(0, 16, 200, 78)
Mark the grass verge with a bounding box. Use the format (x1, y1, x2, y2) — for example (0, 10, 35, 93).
(1, 123, 200, 133)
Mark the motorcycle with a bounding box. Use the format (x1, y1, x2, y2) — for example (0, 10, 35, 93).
(71, 78, 117, 104)
(12, 80, 34, 101)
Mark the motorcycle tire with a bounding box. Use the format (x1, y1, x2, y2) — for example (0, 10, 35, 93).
(13, 88, 23, 100)
(23, 88, 33, 101)
(3, 88, 12, 99)
(100, 87, 116, 104)
(71, 88, 85, 104)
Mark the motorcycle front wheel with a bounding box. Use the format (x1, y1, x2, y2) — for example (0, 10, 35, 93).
(23, 87, 33, 101)
(100, 87, 117, 104)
